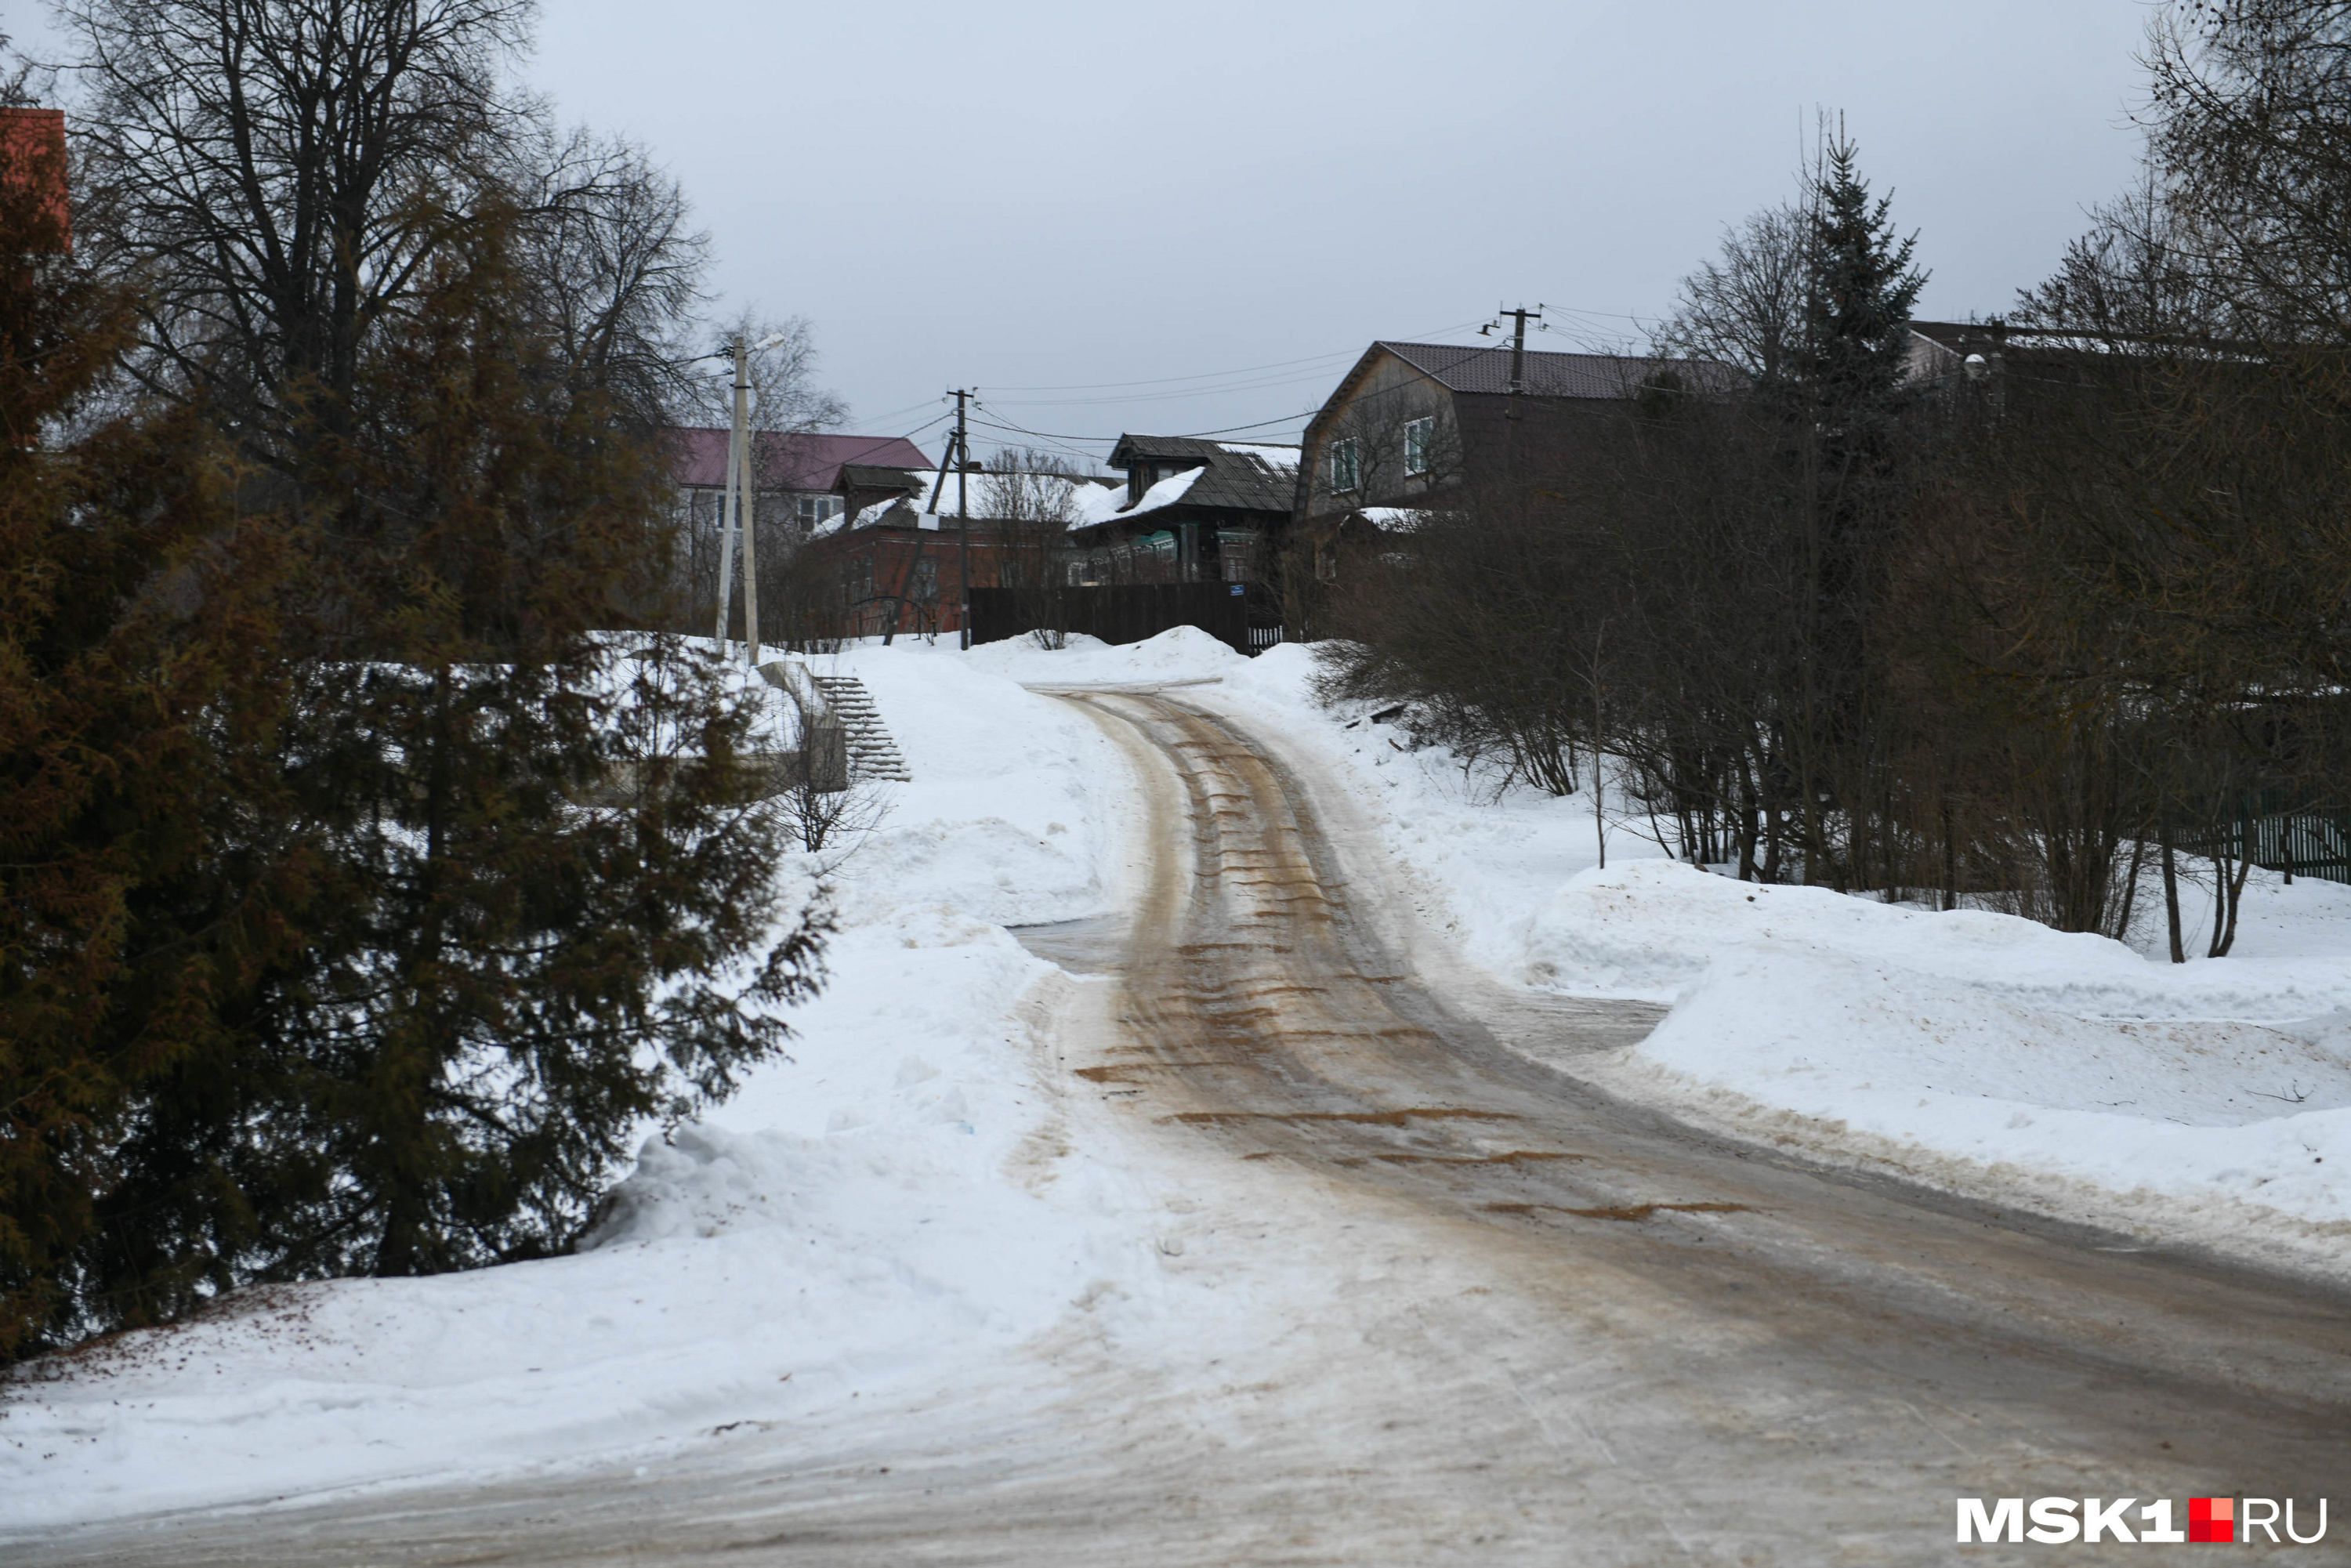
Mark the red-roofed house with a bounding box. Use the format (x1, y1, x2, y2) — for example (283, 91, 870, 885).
(665, 428, 935, 540)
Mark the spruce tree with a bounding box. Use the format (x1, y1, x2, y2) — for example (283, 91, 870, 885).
(1803, 132, 1927, 437)
(1788, 131, 1928, 885)
(84, 209, 828, 1297)
(0, 120, 290, 1355)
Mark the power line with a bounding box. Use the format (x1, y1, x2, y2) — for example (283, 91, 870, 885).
(982, 364, 1374, 411)
(918, 306, 1675, 459)
(969, 404, 1318, 451)
(979, 318, 1488, 393)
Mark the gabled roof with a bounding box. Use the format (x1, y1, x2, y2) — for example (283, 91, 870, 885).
(665, 429, 935, 491)
(817, 469, 1120, 538)
(1374, 341, 1746, 398)
(1097, 434, 1299, 519)
(835, 463, 926, 494)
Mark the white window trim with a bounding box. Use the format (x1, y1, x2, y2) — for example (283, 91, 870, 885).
(1329, 436, 1360, 494)
(1404, 417, 1433, 477)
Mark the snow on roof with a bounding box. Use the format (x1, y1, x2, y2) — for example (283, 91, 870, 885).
(814, 469, 1119, 538)
(1067, 465, 1203, 532)
(1214, 442, 1299, 470)
(1070, 482, 1128, 529)
(1357, 506, 1431, 531)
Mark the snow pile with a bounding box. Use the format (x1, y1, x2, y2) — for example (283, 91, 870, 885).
(970, 628, 2351, 1264)
(0, 649, 1164, 1528)
(965, 624, 1239, 686)
(1533, 861, 2351, 1244)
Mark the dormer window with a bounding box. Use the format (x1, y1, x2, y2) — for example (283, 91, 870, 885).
(1328, 437, 1360, 494)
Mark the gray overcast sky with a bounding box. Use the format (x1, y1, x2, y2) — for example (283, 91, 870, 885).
(29, 0, 2161, 468)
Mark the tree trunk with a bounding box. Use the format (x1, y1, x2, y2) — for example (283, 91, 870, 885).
(2214, 806, 2253, 958)
(2160, 824, 2186, 964)
(2113, 835, 2146, 943)
(1736, 750, 1761, 882)
(1940, 797, 1959, 912)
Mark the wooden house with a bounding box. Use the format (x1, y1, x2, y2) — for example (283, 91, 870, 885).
(1294, 341, 1741, 567)
(1067, 436, 1299, 587)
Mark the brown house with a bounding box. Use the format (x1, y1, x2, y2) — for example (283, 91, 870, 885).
(1294, 341, 1742, 565)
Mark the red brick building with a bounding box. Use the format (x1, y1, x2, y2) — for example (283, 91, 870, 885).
(810, 462, 1119, 639)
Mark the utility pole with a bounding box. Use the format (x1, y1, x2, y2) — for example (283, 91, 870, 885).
(1501, 303, 1542, 394)
(712, 338, 737, 649)
(712, 331, 758, 659)
(734, 333, 760, 664)
(947, 389, 974, 650)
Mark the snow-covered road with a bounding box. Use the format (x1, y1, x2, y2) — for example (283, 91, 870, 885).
(24, 683, 2351, 1566)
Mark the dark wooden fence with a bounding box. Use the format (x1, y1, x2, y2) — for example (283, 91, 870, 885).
(2180, 798, 2351, 886)
(967, 582, 1278, 657)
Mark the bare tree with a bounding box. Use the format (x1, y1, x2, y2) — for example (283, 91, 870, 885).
(1653, 201, 1808, 387)
(2142, 0, 2351, 344)
(982, 446, 1084, 647)
(774, 773, 892, 875)
(60, 0, 709, 464)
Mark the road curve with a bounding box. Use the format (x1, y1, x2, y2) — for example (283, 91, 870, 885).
(20, 688, 2351, 1566)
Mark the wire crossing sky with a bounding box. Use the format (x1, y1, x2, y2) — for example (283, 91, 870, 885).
(35, 0, 2157, 466)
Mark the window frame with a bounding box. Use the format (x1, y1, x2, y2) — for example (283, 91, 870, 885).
(1329, 436, 1361, 494)
(1403, 416, 1433, 477)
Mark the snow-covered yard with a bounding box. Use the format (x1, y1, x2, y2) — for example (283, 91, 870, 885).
(9, 625, 2351, 1532)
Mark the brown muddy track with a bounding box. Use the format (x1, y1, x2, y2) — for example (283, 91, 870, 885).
(20, 690, 2351, 1566)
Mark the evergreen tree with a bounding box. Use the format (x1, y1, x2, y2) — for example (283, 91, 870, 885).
(0, 116, 291, 1355)
(1788, 131, 1928, 884)
(81, 209, 828, 1303)
(7, 9, 825, 1357)
(1802, 132, 1927, 433)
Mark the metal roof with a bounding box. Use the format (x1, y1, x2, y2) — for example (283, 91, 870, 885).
(665, 429, 935, 491)
(1375, 342, 1745, 398)
(1099, 435, 1299, 518)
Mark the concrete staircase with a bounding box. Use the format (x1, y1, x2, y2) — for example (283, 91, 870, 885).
(810, 675, 913, 783)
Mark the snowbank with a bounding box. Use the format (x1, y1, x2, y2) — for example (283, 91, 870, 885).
(971, 628, 2351, 1271)
(0, 648, 1165, 1528)
(1536, 861, 2351, 1252)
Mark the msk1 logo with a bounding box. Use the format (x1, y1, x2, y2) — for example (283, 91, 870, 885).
(1957, 1497, 2329, 1544)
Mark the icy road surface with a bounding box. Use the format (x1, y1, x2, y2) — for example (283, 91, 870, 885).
(25, 689, 2351, 1566)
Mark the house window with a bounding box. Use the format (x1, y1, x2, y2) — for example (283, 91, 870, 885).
(1329, 437, 1360, 493)
(796, 494, 842, 531)
(1404, 417, 1433, 477)
(912, 559, 938, 602)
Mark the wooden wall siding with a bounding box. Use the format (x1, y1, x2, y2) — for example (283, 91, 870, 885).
(965, 582, 1272, 656)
